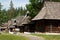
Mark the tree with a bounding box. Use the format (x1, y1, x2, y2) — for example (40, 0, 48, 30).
(0, 2, 3, 24)
(26, 0, 44, 18)
(0, 3, 2, 13)
(13, 8, 18, 18)
(9, 0, 15, 19)
(0, 0, 27, 25)
(17, 7, 27, 16)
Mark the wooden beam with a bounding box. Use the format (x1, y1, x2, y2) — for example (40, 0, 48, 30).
(50, 24, 52, 33)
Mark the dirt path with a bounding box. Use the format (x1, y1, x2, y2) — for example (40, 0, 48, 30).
(19, 33, 44, 40)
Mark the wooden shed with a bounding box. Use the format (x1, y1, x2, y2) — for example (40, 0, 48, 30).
(31, 1, 60, 33)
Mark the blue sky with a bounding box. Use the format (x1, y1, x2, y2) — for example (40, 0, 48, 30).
(0, 0, 29, 9)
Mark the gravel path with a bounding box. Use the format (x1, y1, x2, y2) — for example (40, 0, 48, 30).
(26, 35, 44, 40)
(19, 33, 44, 40)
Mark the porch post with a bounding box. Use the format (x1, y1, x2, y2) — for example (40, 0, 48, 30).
(50, 24, 52, 33)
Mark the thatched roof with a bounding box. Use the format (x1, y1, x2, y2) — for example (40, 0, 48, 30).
(32, 1, 60, 20)
(21, 16, 31, 25)
(16, 16, 31, 26)
(16, 16, 25, 26)
(7, 15, 31, 27)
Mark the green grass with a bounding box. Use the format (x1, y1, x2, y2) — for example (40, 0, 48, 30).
(32, 34, 60, 40)
(0, 34, 28, 40)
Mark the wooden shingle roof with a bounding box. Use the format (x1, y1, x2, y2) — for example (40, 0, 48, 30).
(32, 1, 60, 20)
(16, 16, 31, 26)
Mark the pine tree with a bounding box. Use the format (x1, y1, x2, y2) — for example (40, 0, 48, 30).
(0, 2, 3, 24)
(26, 0, 44, 18)
(9, 0, 14, 19)
(0, 2, 2, 14)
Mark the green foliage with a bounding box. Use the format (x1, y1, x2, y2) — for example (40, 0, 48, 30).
(0, 3, 3, 24)
(18, 7, 27, 16)
(9, 0, 15, 19)
(0, 0, 27, 24)
(26, 0, 60, 19)
(26, 0, 44, 18)
(32, 34, 60, 40)
(0, 34, 28, 40)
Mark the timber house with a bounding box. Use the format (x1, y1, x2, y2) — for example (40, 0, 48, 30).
(8, 15, 31, 33)
(30, 1, 60, 33)
(2, 0, 60, 33)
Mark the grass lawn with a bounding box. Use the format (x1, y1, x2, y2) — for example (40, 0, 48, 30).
(32, 34, 60, 40)
(0, 34, 28, 40)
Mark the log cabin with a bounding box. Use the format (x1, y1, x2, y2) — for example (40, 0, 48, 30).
(8, 16, 31, 33)
(31, 1, 60, 33)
